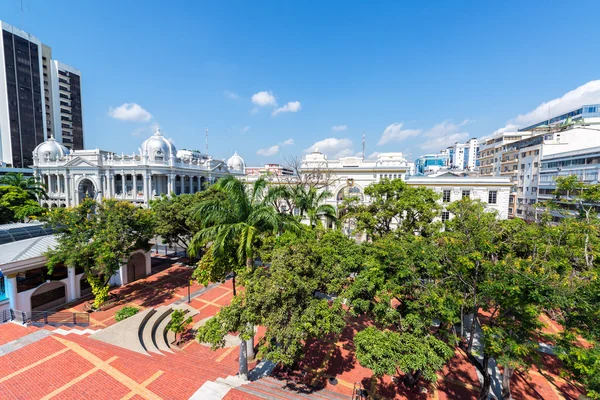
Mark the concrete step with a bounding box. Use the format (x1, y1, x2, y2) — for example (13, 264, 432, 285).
(89, 308, 156, 355)
(252, 377, 349, 400)
(141, 305, 173, 355)
(52, 328, 98, 336)
(155, 310, 175, 354)
(161, 303, 199, 351)
(235, 384, 290, 400)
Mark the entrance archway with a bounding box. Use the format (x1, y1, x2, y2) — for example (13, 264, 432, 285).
(126, 252, 146, 284)
(31, 281, 67, 311)
(77, 178, 96, 204)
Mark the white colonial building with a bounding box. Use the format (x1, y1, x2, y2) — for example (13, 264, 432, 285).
(300, 150, 512, 227)
(31, 130, 245, 208)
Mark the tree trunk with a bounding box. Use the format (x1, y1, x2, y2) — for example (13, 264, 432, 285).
(467, 276, 478, 355)
(478, 355, 491, 400)
(246, 257, 253, 270)
(239, 338, 249, 380)
(403, 370, 422, 388)
(501, 367, 514, 400)
(232, 272, 237, 297)
(246, 334, 255, 360)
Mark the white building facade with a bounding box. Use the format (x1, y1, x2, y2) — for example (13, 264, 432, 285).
(31, 130, 245, 208)
(0, 223, 151, 314)
(300, 150, 511, 228)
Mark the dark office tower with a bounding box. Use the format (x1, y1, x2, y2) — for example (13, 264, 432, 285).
(0, 22, 47, 168)
(50, 61, 84, 150)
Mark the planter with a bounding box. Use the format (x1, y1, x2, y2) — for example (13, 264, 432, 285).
(83, 293, 123, 312)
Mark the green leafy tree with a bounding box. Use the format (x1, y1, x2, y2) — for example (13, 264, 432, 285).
(343, 178, 440, 238)
(293, 186, 337, 228)
(0, 172, 47, 200)
(0, 185, 46, 223)
(167, 309, 193, 345)
(150, 189, 223, 255)
(355, 319, 453, 388)
(45, 199, 155, 308)
(197, 231, 358, 379)
(189, 176, 299, 294)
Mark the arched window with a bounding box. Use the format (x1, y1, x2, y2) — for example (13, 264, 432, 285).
(337, 186, 364, 202)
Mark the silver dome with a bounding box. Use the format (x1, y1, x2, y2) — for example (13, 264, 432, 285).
(227, 151, 245, 173)
(141, 129, 177, 162)
(33, 136, 70, 161)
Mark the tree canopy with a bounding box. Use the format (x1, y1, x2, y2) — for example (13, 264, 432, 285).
(45, 199, 155, 307)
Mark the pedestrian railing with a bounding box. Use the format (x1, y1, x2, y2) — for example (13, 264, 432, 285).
(0, 308, 89, 326)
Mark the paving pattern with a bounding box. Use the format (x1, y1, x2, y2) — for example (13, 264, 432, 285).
(0, 255, 589, 400)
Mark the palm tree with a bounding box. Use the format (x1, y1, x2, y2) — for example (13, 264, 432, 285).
(190, 176, 298, 286)
(0, 173, 47, 200)
(294, 186, 337, 228)
(189, 175, 299, 379)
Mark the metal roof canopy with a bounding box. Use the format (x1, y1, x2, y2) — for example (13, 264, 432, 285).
(0, 223, 54, 245)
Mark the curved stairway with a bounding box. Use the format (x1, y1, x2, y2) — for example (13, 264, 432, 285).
(89, 303, 198, 355)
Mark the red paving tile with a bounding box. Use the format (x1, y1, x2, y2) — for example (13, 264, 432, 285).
(0, 322, 38, 345)
(1, 349, 94, 399)
(0, 257, 590, 400)
(50, 370, 131, 400)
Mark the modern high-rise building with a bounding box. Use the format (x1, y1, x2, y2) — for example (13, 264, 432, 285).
(50, 61, 84, 150)
(0, 22, 46, 169)
(446, 138, 479, 171)
(0, 21, 83, 168)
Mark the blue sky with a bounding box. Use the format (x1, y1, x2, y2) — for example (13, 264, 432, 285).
(2, 0, 600, 165)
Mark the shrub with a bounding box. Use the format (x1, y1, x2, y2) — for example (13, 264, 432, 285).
(115, 306, 140, 321)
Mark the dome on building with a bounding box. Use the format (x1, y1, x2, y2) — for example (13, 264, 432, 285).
(33, 136, 70, 161)
(227, 151, 245, 173)
(141, 129, 177, 162)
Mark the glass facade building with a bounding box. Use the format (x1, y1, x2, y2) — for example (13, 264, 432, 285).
(415, 154, 450, 175)
(1, 28, 45, 168)
(520, 104, 600, 131)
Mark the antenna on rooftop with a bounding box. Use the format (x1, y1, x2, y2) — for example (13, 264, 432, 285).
(362, 132, 366, 158)
(205, 127, 208, 155)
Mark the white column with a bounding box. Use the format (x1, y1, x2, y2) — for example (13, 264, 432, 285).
(109, 174, 114, 198)
(167, 175, 173, 195)
(65, 175, 72, 207)
(67, 268, 77, 301)
(121, 173, 126, 197)
(180, 175, 185, 194)
(132, 173, 137, 200)
(6, 275, 18, 310)
(143, 173, 149, 202)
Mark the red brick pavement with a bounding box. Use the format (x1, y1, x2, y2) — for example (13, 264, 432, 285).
(0, 322, 38, 345)
(0, 256, 589, 400)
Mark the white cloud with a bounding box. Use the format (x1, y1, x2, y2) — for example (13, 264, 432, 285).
(108, 103, 152, 122)
(377, 123, 421, 145)
(252, 91, 277, 107)
(495, 80, 600, 133)
(417, 120, 472, 152)
(224, 90, 240, 100)
(131, 122, 160, 137)
(250, 107, 259, 115)
(256, 138, 294, 157)
(257, 145, 280, 156)
(305, 137, 353, 159)
(419, 132, 470, 152)
(332, 125, 348, 132)
(241, 126, 251, 134)
(272, 101, 302, 116)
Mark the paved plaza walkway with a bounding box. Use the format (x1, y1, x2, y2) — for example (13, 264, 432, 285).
(0, 254, 588, 400)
